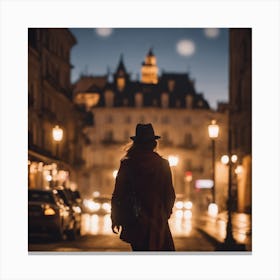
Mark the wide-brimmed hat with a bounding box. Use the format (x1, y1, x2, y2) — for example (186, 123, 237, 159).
(130, 123, 161, 142)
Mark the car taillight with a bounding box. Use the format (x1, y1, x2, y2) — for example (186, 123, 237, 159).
(44, 207, 56, 216)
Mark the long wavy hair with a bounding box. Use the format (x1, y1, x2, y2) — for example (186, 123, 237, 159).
(123, 140, 158, 158)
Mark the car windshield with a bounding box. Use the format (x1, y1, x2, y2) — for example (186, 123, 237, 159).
(56, 190, 71, 206)
(28, 190, 55, 204)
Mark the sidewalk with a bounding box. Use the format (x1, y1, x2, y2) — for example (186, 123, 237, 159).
(194, 211, 252, 251)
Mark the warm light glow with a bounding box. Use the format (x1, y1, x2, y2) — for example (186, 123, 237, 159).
(175, 210, 183, 219)
(235, 232, 247, 243)
(113, 170, 118, 179)
(102, 202, 111, 213)
(103, 214, 112, 234)
(30, 163, 37, 174)
(185, 171, 192, 182)
(72, 206, 82, 214)
(89, 214, 99, 235)
(231, 154, 238, 163)
(83, 199, 101, 212)
(221, 155, 230, 165)
(183, 210, 192, 220)
(38, 162, 43, 172)
(208, 203, 219, 217)
(168, 155, 179, 167)
(235, 165, 243, 175)
(221, 154, 238, 164)
(184, 201, 193, 210)
(93, 191, 100, 197)
(58, 170, 68, 182)
(208, 120, 219, 139)
(175, 201, 183, 209)
(44, 207, 56, 216)
(46, 175, 52, 181)
(52, 125, 63, 142)
(195, 179, 213, 189)
(92, 202, 101, 212)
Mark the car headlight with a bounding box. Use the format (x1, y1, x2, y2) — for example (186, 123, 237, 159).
(92, 202, 101, 211)
(44, 207, 56, 216)
(184, 201, 193, 210)
(72, 206, 82, 214)
(102, 202, 111, 213)
(175, 201, 183, 209)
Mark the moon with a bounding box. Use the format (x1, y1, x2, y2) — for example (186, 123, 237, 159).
(176, 39, 195, 57)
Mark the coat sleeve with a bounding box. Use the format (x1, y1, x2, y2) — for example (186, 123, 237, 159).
(162, 159, 176, 219)
(111, 159, 129, 225)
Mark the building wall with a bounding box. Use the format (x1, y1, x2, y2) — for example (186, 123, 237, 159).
(73, 50, 229, 211)
(229, 28, 252, 213)
(82, 107, 228, 211)
(28, 28, 87, 192)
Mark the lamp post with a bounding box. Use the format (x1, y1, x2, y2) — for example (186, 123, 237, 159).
(185, 171, 193, 200)
(217, 128, 246, 251)
(168, 155, 179, 193)
(208, 120, 219, 204)
(52, 125, 63, 158)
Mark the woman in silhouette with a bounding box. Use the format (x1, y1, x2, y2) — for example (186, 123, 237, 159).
(111, 123, 176, 251)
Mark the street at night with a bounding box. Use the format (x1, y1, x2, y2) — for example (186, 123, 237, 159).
(28, 210, 251, 252)
(1, 1, 280, 280)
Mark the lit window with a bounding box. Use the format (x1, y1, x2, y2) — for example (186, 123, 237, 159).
(135, 93, 143, 108)
(161, 93, 169, 108)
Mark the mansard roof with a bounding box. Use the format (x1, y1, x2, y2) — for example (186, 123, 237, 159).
(74, 53, 211, 110)
(159, 72, 196, 94)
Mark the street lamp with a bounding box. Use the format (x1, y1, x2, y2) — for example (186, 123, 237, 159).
(185, 171, 192, 200)
(219, 153, 243, 250)
(52, 125, 63, 158)
(168, 155, 179, 167)
(208, 120, 219, 204)
(218, 148, 246, 249)
(168, 155, 179, 193)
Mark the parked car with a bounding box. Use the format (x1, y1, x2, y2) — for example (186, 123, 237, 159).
(55, 187, 82, 239)
(28, 189, 75, 240)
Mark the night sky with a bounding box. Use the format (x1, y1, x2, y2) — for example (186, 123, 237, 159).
(69, 28, 229, 109)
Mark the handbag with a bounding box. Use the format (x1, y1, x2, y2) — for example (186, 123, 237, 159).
(116, 165, 141, 226)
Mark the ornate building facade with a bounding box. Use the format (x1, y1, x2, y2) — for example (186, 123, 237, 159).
(73, 50, 229, 212)
(28, 28, 90, 192)
(229, 28, 252, 213)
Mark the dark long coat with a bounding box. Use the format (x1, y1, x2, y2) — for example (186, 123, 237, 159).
(111, 150, 176, 251)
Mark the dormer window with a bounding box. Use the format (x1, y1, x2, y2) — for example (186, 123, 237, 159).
(135, 92, 143, 108)
(117, 77, 125, 91)
(161, 92, 169, 108)
(186, 95, 193, 109)
(104, 90, 114, 107)
(168, 80, 175, 92)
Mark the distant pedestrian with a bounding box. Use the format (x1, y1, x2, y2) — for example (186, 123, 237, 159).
(111, 123, 176, 251)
